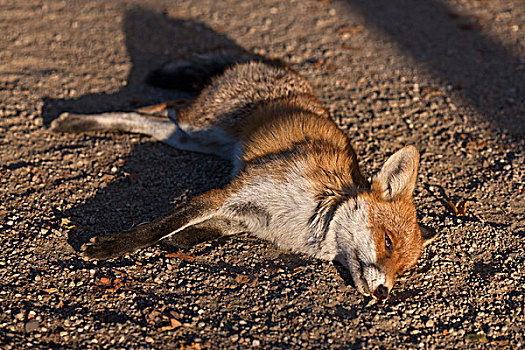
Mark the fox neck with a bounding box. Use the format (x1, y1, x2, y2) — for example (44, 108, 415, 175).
(318, 196, 370, 258)
(305, 153, 370, 252)
(319, 196, 380, 296)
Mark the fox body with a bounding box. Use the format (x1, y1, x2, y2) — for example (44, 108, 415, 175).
(51, 52, 437, 299)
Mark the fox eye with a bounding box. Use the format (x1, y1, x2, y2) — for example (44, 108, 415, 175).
(385, 232, 393, 253)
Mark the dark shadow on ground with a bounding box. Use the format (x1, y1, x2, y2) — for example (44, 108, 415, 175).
(41, 7, 255, 125)
(343, 0, 524, 136)
(63, 141, 231, 250)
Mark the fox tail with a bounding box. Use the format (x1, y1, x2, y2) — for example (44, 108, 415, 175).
(146, 49, 282, 92)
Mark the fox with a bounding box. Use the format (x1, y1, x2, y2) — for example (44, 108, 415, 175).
(50, 50, 437, 300)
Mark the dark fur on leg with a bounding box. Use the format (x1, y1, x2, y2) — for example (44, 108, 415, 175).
(81, 194, 221, 260)
(50, 113, 107, 133)
(159, 217, 242, 249)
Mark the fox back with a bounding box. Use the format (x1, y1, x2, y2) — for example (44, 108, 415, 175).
(51, 51, 437, 299)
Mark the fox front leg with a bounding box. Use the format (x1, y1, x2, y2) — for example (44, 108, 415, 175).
(81, 190, 230, 260)
(159, 217, 245, 249)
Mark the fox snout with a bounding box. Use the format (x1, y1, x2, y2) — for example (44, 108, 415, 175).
(373, 285, 389, 300)
(361, 263, 391, 300)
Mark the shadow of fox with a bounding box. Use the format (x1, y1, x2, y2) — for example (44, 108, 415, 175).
(51, 47, 437, 300)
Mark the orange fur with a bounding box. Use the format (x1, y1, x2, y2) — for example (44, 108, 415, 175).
(364, 190, 423, 289)
(239, 99, 366, 187)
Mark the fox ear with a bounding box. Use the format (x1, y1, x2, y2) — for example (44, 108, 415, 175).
(372, 146, 419, 201)
(420, 224, 438, 248)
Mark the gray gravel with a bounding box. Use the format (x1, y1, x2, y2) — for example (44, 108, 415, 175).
(1, 0, 524, 348)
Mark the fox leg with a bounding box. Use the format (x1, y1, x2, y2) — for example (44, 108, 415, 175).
(81, 189, 238, 260)
(49, 110, 177, 144)
(159, 217, 244, 249)
(50, 105, 239, 161)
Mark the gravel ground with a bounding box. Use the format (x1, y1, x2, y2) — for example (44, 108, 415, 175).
(1, 0, 524, 348)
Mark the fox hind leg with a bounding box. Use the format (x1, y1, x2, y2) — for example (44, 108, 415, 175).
(50, 107, 239, 161)
(50, 111, 177, 142)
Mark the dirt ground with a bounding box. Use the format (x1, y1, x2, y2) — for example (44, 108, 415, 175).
(1, 0, 524, 348)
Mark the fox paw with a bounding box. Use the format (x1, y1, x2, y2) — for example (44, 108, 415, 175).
(81, 235, 123, 260)
(49, 113, 98, 133)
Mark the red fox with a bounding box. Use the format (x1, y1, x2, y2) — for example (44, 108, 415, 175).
(50, 51, 437, 299)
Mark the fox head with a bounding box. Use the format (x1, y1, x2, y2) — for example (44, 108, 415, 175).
(331, 146, 437, 299)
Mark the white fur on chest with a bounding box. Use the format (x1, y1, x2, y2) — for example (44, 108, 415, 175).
(220, 167, 327, 257)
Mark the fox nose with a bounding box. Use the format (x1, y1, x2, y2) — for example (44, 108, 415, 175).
(373, 285, 389, 300)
